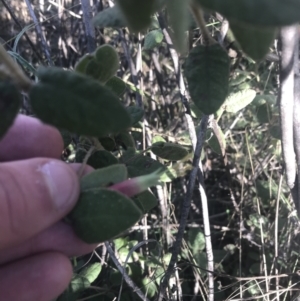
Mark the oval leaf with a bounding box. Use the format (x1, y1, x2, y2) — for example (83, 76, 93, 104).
(224, 89, 256, 113)
(184, 44, 230, 115)
(116, 130, 136, 149)
(79, 263, 102, 283)
(105, 76, 127, 97)
(30, 67, 131, 137)
(69, 188, 143, 243)
(75, 54, 94, 74)
(99, 136, 116, 151)
(126, 154, 166, 177)
(126, 105, 144, 125)
(0, 80, 21, 140)
(151, 142, 188, 161)
(80, 164, 128, 191)
(133, 190, 158, 213)
(229, 20, 277, 61)
(196, 0, 300, 26)
(94, 44, 119, 83)
(116, 0, 161, 32)
(87, 150, 118, 169)
(144, 29, 164, 50)
(92, 6, 127, 28)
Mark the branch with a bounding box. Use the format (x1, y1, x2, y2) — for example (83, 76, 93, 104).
(24, 0, 53, 65)
(279, 26, 298, 209)
(157, 13, 197, 150)
(80, 0, 96, 53)
(293, 26, 300, 215)
(157, 115, 209, 301)
(105, 242, 151, 301)
(189, 1, 215, 46)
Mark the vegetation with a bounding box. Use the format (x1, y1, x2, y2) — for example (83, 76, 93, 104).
(1, 0, 300, 300)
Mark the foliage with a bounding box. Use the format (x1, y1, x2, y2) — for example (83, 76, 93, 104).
(1, 0, 300, 300)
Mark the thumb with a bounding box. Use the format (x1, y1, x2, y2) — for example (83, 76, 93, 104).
(0, 159, 79, 250)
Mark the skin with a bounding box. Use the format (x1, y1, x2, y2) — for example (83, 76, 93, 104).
(0, 115, 96, 301)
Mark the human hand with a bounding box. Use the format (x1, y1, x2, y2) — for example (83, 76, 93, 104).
(0, 115, 96, 301)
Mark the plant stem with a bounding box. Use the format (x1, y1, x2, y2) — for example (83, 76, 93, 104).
(105, 242, 151, 301)
(190, 1, 215, 45)
(24, 0, 53, 66)
(157, 115, 209, 301)
(81, 0, 96, 53)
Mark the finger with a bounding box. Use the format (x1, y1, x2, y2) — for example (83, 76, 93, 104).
(0, 222, 97, 265)
(0, 252, 72, 301)
(0, 158, 79, 250)
(0, 114, 63, 162)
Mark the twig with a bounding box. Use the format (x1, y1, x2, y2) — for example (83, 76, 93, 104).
(279, 26, 298, 210)
(197, 156, 214, 301)
(118, 29, 143, 107)
(80, 0, 96, 53)
(157, 115, 209, 301)
(157, 13, 197, 150)
(293, 26, 300, 215)
(24, 0, 53, 65)
(105, 242, 151, 301)
(275, 173, 284, 301)
(189, 1, 215, 46)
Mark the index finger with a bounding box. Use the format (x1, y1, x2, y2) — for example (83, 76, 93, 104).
(0, 115, 64, 162)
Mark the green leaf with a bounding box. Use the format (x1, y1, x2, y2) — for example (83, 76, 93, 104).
(74, 54, 94, 74)
(92, 6, 127, 28)
(94, 44, 119, 83)
(80, 164, 127, 191)
(116, 131, 136, 149)
(223, 89, 256, 113)
(105, 76, 127, 97)
(30, 67, 131, 137)
(84, 45, 119, 84)
(252, 94, 276, 106)
(166, 0, 188, 53)
(188, 228, 205, 255)
(152, 136, 166, 143)
(0, 80, 21, 140)
(196, 0, 300, 26)
(144, 29, 164, 50)
(69, 188, 143, 243)
(142, 277, 157, 298)
(79, 263, 102, 283)
(58, 263, 101, 301)
(116, 0, 161, 32)
(126, 154, 166, 177)
(184, 44, 230, 115)
(133, 190, 158, 213)
(151, 142, 188, 161)
(229, 20, 277, 61)
(99, 136, 116, 151)
(87, 150, 118, 169)
(126, 105, 144, 125)
(57, 276, 87, 301)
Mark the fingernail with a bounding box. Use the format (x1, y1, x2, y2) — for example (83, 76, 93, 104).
(40, 161, 79, 211)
